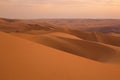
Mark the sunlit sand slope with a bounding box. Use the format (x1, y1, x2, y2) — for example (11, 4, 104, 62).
(1, 32, 120, 80)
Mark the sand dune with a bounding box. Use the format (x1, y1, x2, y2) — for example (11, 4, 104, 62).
(10, 32, 120, 63)
(1, 18, 120, 33)
(1, 18, 120, 62)
(1, 32, 120, 80)
(68, 30, 120, 47)
(1, 18, 120, 48)
(108, 33, 120, 37)
(1, 18, 120, 80)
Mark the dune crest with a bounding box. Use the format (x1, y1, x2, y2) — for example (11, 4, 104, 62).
(10, 31, 120, 63)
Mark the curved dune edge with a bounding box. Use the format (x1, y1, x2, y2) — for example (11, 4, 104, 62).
(10, 32, 119, 63)
(1, 32, 120, 80)
(98, 43, 120, 64)
(67, 30, 120, 47)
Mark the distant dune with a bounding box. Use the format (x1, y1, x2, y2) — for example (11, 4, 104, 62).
(0, 18, 120, 33)
(1, 18, 120, 80)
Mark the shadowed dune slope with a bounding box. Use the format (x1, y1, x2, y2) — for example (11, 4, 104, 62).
(10, 32, 119, 63)
(1, 32, 120, 80)
(69, 30, 120, 47)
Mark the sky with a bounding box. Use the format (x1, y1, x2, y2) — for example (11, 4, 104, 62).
(0, 0, 120, 19)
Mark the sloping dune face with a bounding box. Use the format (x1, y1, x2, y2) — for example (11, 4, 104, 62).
(1, 32, 120, 80)
(1, 18, 120, 63)
(69, 30, 120, 47)
(33, 32, 116, 62)
(11, 32, 117, 62)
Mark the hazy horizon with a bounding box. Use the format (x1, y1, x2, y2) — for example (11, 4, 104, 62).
(1, 17, 120, 20)
(0, 0, 120, 19)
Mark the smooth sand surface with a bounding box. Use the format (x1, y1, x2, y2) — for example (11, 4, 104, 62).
(1, 32, 120, 80)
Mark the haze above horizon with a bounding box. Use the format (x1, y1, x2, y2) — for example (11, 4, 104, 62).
(0, 0, 120, 19)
